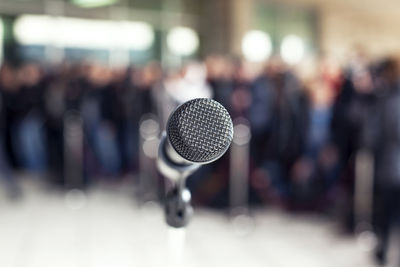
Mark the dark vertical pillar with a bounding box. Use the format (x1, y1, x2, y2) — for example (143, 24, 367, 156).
(196, 0, 232, 57)
(2, 15, 19, 64)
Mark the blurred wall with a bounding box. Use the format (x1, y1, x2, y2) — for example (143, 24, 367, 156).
(319, 5, 400, 61)
(0, 0, 399, 62)
(230, 0, 400, 61)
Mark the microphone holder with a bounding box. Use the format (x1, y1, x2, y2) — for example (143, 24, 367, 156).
(157, 134, 199, 228)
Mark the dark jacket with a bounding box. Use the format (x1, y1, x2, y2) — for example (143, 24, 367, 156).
(374, 84, 400, 187)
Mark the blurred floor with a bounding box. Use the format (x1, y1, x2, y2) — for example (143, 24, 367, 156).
(0, 176, 374, 267)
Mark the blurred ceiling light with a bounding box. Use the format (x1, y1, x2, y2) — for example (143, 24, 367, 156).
(117, 22, 154, 50)
(241, 30, 272, 62)
(167, 26, 199, 56)
(14, 15, 154, 51)
(71, 0, 118, 8)
(14, 15, 54, 45)
(280, 34, 306, 65)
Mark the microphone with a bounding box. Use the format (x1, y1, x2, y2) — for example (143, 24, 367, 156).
(157, 98, 233, 227)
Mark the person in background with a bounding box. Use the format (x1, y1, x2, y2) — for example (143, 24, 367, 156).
(249, 57, 308, 205)
(84, 64, 120, 177)
(13, 63, 47, 172)
(1, 64, 20, 168)
(164, 61, 212, 106)
(43, 64, 67, 186)
(371, 58, 400, 266)
(0, 64, 21, 198)
(289, 65, 339, 210)
(206, 55, 234, 113)
(331, 55, 378, 232)
(230, 59, 252, 119)
(126, 63, 160, 172)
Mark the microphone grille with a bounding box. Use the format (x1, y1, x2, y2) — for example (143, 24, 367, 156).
(167, 98, 233, 163)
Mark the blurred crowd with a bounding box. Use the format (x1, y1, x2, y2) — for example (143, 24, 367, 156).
(0, 52, 400, 264)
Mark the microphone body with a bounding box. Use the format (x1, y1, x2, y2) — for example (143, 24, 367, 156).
(157, 98, 233, 228)
(157, 134, 200, 182)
